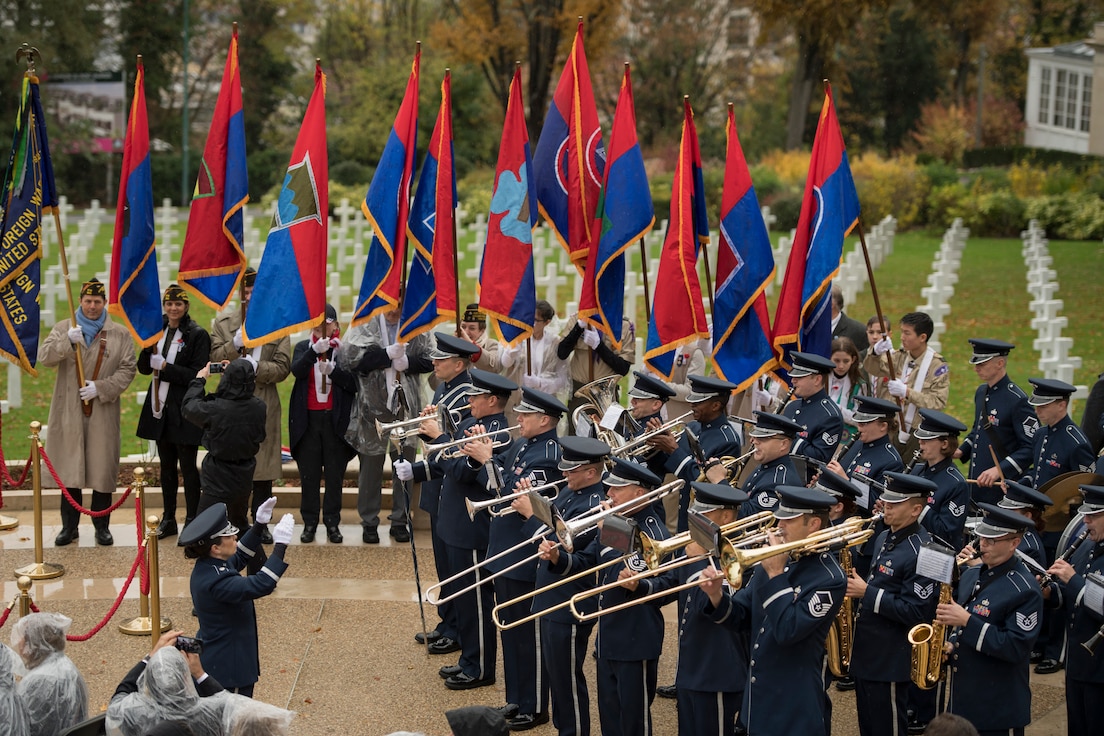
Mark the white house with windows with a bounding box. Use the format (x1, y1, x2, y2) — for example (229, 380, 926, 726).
(1024, 39, 1093, 153)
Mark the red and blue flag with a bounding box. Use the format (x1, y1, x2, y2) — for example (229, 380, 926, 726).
(179, 27, 248, 310)
(533, 20, 605, 273)
(644, 98, 710, 380)
(772, 82, 860, 368)
(712, 105, 777, 390)
(478, 67, 536, 348)
(243, 63, 328, 345)
(353, 47, 420, 326)
(400, 70, 457, 341)
(108, 59, 162, 348)
(578, 65, 652, 348)
(0, 73, 58, 375)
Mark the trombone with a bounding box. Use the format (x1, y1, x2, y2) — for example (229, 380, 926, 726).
(611, 412, 693, 459)
(465, 478, 568, 520)
(569, 515, 875, 622)
(422, 425, 519, 458)
(375, 403, 470, 440)
(555, 479, 682, 552)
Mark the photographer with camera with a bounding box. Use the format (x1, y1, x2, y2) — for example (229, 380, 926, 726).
(179, 500, 294, 698)
(106, 630, 228, 736)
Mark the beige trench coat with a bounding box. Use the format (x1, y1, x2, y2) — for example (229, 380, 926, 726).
(209, 310, 291, 481)
(38, 316, 136, 491)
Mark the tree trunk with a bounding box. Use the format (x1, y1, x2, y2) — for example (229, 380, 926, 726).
(785, 34, 824, 150)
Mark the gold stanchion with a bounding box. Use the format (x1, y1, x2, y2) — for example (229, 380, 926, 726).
(16, 575, 33, 617)
(119, 472, 171, 635)
(14, 422, 63, 579)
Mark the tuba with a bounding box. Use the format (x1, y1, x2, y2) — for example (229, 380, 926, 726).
(826, 544, 855, 678)
(571, 375, 628, 446)
(907, 583, 953, 689)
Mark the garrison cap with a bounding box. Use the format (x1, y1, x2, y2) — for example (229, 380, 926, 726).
(430, 333, 479, 361)
(974, 503, 1034, 537)
(513, 387, 568, 417)
(749, 411, 803, 439)
(852, 396, 900, 423)
(788, 351, 835, 378)
(628, 370, 676, 401)
(556, 436, 611, 471)
(462, 304, 487, 324)
(162, 284, 189, 303)
(1027, 377, 1076, 406)
(80, 278, 106, 298)
(177, 503, 238, 547)
(466, 368, 518, 398)
(689, 481, 748, 513)
(773, 486, 836, 520)
(324, 303, 337, 323)
(968, 338, 1014, 365)
(241, 267, 257, 288)
(998, 481, 1054, 510)
(914, 408, 968, 440)
(605, 457, 663, 489)
(814, 470, 862, 501)
(685, 374, 737, 404)
(880, 471, 937, 503)
(1077, 485, 1104, 516)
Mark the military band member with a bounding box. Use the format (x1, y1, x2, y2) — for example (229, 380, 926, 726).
(702, 486, 847, 736)
(670, 482, 750, 736)
(647, 375, 741, 532)
(534, 437, 610, 736)
(912, 409, 971, 551)
(397, 369, 517, 692)
(626, 370, 678, 484)
(1022, 378, 1094, 489)
(782, 351, 846, 463)
(463, 387, 568, 731)
(585, 459, 669, 736)
(939, 504, 1042, 736)
(1047, 484, 1104, 736)
(827, 396, 905, 514)
(846, 473, 940, 736)
(719, 411, 802, 518)
(955, 339, 1036, 507)
(997, 481, 1053, 570)
(816, 469, 863, 524)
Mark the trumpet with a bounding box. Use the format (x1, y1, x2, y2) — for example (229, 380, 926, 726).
(422, 425, 519, 458)
(375, 403, 470, 440)
(697, 448, 756, 483)
(612, 412, 693, 458)
(465, 478, 569, 520)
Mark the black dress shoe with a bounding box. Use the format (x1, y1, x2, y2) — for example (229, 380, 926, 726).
(439, 664, 463, 679)
(1035, 658, 1063, 674)
(390, 524, 410, 542)
(363, 527, 380, 544)
(95, 527, 114, 546)
(415, 629, 442, 645)
(54, 527, 78, 546)
(835, 675, 856, 691)
(656, 684, 677, 699)
(300, 524, 317, 543)
(259, 525, 274, 544)
(156, 517, 178, 539)
(444, 672, 494, 690)
(495, 704, 520, 719)
(507, 712, 549, 731)
(326, 525, 343, 543)
(428, 636, 461, 655)
(907, 720, 928, 735)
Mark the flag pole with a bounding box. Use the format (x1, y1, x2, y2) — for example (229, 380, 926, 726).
(446, 67, 461, 338)
(634, 64, 653, 325)
(687, 94, 715, 320)
(856, 218, 906, 426)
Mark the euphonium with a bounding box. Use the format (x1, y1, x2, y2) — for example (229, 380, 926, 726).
(826, 544, 855, 678)
(907, 583, 953, 690)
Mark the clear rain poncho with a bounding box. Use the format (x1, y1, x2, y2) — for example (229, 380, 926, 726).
(106, 647, 230, 736)
(10, 613, 88, 736)
(220, 696, 294, 736)
(0, 644, 29, 736)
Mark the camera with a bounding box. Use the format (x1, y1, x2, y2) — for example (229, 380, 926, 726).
(209, 362, 226, 374)
(174, 635, 203, 654)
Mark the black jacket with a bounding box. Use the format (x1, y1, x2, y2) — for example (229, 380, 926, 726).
(136, 314, 211, 445)
(288, 339, 357, 459)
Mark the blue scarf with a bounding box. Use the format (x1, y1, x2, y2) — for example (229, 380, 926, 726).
(75, 309, 106, 347)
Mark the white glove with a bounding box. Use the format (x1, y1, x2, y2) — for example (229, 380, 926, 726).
(68, 326, 84, 344)
(887, 379, 908, 399)
(753, 388, 773, 408)
(522, 373, 542, 389)
(500, 344, 521, 369)
(576, 319, 587, 330)
(243, 354, 258, 372)
(312, 338, 329, 354)
(272, 513, 295, 545)
(255, 496, 278, 524)
(392, 354, 409, 372)
(582, 327, 601, 349)
(149, 354, 166, 370)
(328, 337, 342, 352)
(79, 380, 98, 401)
(386, 342, 406, 359)
(318, 360, 334, 376)
(233, 327, 244, 349)
(873, 336, 892, 356)
(394, 459, 414, 481)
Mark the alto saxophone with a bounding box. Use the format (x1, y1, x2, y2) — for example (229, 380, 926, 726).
(826, 544, 855, 678)
(907, 583, 952, 689)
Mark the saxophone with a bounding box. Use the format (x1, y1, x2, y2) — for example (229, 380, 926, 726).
(826, 544, 855, 678)
(907, 583, 952, 689)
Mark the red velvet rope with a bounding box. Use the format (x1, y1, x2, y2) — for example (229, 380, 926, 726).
(0, 603, 12, 629)
(0, 410, 32, 495)
(39, 445, 132, 517)
(137, 494, 150, 597)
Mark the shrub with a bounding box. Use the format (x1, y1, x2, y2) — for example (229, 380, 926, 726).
(749, 165, 784, 199)
(910, 102, 972, 165)
(1024, 193, 1104, 240)
(850, 153, 930, 229)
(961, 190, 1026, 237)
(925, 182, 970, 228)
(757, 149, 812, 188)
(767, 190, 804, 231)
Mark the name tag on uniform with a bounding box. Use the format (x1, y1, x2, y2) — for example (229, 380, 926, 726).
(1085, 573, 1104, 615)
